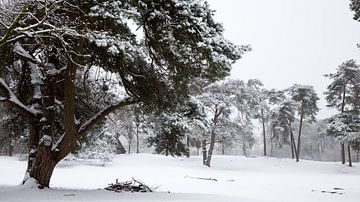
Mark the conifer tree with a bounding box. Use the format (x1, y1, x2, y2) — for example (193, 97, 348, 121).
(324, 60, 360, 166)
(0, 0, 247, 187)
(288, 84, 319, 162)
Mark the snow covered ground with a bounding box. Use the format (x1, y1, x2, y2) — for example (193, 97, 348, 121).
(0, 154, 359, 202)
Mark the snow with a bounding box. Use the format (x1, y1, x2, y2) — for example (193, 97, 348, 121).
(0, 154, 360, 202)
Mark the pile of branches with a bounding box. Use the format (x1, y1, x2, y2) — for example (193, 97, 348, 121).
(105, 178, 153, 193)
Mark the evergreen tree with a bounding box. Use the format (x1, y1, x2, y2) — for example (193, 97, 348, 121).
(0, 0, 247, 188)
(246, 79, 270, 156)
(288, 84, 319, 162)
(324, 60, 360, 166)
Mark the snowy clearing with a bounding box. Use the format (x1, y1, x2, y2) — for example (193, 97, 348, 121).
(0, 154, 359, 202)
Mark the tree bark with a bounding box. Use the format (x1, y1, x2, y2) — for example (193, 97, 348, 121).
(205, 106, 222, 167)
(341, 87, 346, 165)
(186, 135, 190, 158)
(206, 128, 216, 167)
(8, 142, 13, 157)
(341, 143, 346, 164)
(136, 127, 140, 154)
(28, 145, 58, 188)
(348, 144, 352, 167)
(202, 140, 207, 165)
(261, 109, 267, 156)
(296, 111, 304, 162)
(289, 123, 298, 160)
(290, 130, 294, 159)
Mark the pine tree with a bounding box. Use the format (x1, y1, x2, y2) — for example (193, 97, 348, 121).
(324, 60, 360, 166)
(0, 0, 247, 188)
(288, 84, 319, 162)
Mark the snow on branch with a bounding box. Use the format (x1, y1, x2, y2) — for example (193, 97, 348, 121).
(0, 78, 41, 116)
(78, 97, 138, 136)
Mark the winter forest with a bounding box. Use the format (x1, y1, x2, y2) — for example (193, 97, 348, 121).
(0, 0, 360, 202)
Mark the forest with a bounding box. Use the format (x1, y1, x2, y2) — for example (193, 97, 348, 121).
(0, 0, 359, 202)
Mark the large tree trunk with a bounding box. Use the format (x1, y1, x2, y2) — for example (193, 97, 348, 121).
(27, 146, 58, 188)
(348, 144, 352, 167)
(296, 112, 304, 162)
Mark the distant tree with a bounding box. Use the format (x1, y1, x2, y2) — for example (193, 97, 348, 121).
(247, 79, 270, 156)
(148, 119, 188, 157)
(0, 0, 247, 188)
(324, 60, 360, 166)
(147, 101, 202, 157)
(196, 82, 232, 167)
(269, 94, 297, 158)
(288, 84, 319, 162)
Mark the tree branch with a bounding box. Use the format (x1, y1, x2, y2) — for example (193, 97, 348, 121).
(0, 78, 40, 117)
(78, 97, 139, 136)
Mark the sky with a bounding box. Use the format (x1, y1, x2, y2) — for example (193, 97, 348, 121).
(207, 0, 360, 119)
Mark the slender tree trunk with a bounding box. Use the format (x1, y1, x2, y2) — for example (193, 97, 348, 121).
(202, 140, 207, 165)
(261, 110, 267, 156)
(8, 141, 13, 156)
(134, 105, 141, 154)
(289, 122, 297, 160)
(296, 111, 304, 162)
(221, 137, 225, 155)
(341, 143, 346, 164)
(206, 128, 216, 167)
(136, 126, 139, 154)
(290, 130, 294, 159)
(341, 87, 346, 164)
(242, 142, 247, 156)
(186, 135, 190, 158)
(128, 138, 132, 154)
(348, 144, 352, 167)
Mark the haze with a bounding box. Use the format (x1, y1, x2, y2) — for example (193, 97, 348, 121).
(208, 0, 360, 119)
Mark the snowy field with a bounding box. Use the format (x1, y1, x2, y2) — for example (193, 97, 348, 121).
(0, 154, 360, 202)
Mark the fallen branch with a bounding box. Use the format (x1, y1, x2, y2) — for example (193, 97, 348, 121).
(105, 178, 153, 193)
(184, 176, 218, 181)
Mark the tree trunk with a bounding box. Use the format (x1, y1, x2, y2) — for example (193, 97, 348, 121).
(128, 139, 131, 154)
(202, 140, 207, 165)
(206, 128, 216, 167)
(290, 126, 297, 160)
(341, 143, 346, 164)
(221, 138, 225, 155)
(296, 112, 304, 162)
(290, 131, 294, 159)
(186, 135, 190, 158)
(348, 144, 352, 167)
(242, 142, 247, 156)
(341, 87, 346, 165)
(8, 142, 13, 156)
(261, 110, 267, 156)
(27, 146, 58, 188)
(136, 129, 139, 154)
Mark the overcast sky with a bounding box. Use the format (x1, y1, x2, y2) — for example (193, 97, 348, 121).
(207, 0, 360, 119)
